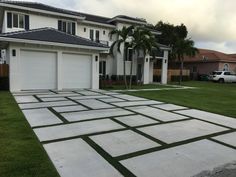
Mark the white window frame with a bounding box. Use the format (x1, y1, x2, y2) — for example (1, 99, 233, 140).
(89, 29, 100, 42)
(10, 12, 25, 29)
(60, 20, 75, 34)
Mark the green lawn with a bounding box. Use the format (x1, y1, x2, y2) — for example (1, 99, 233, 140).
(124, 81, 236, 118)
(0, 92, 59, 177)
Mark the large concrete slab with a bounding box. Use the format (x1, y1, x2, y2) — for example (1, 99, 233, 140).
(52, 105, 88, 113)
(40, 97, 68, 102)
(115, 115, 159, 127)
(175, 109, 236, 129)
(77, 99, 114, 109)
(69, 95, 111, 100)
(113, 94, 147, 101)
(19, 101, 77, 109)
(121, 140, 236, 177)
(22, 108, 62, 127)
(38, 93, 79, 98)
(44, 139, 122, 177)
(14, 96, 39, 103)
(212, 132, 236, 147)
(98, 98, 125, 103)
(34, 119, 124, 142)
(138, 119, 228, 144)
(13, 91, 54, 96)
(127, 106, 188, 122)
(76, 90, 101, 96)
(112, 100, 163, 107)
(152, 104, 187, 111)
(62, 108, 133, 122)
(91, 130, 159, 157)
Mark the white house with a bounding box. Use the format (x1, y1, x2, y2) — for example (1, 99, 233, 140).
(0, 1, 170, 91)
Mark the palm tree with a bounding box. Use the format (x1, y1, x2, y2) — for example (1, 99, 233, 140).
(172, 38, 198, 84)
(128, 27, 159, 88)
(109, 26, 134, 89)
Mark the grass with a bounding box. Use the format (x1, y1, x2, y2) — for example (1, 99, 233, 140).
(124, 81, 236, 118)
(0, 91, 59, 177)
(102, 83, 173, 90)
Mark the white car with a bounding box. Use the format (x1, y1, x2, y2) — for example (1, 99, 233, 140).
(210, 71, 236, 83)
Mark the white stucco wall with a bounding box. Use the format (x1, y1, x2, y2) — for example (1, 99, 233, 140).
(8, 43, 100, 91)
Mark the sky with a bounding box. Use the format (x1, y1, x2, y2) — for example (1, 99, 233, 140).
(22, 0, 236, 53)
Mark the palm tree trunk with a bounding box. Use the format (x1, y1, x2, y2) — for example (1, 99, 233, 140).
(179, 58, 183, 85)
(123, 48, 128, 89)
(129, 57, 134, 89)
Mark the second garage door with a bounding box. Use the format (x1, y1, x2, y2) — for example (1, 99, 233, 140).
(62, 53, 92, 89)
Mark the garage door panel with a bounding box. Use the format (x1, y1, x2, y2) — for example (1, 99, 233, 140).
(20, 50, 57, 90)
(62, 53, 92, 89)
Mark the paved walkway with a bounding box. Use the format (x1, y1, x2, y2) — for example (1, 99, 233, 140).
(13, 90, 236, 177)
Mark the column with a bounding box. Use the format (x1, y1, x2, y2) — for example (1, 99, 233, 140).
(92, 54, 99, 89)
(161, 50, 169, 84)
(143, 55, 150, 84)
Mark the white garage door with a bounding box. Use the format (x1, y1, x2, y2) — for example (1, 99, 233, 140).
(20, 50, 57, 90)
(62, 53, 92, 89)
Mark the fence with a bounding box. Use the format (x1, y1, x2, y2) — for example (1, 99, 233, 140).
(153, 69, 190, 82)
(0, 64, 9, 77)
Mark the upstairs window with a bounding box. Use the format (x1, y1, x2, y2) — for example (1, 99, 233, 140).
(7, 12, 29, 30)
(95, 30, 100, 42)
(58, 20, 76, 35)
(90, 29, 94, 41)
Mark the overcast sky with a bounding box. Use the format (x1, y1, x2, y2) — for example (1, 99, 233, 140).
(25, 0, 236, 53)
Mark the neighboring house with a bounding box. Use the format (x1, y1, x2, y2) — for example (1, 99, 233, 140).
(169, 49, 236, 78)
(0, 1, 170, 91)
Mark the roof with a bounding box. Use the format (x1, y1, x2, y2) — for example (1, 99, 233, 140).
(0, 1, 84, 18)
(0, 1, 147, 25)
(183, 49, 236, 63)
(0, 28, 109, 49)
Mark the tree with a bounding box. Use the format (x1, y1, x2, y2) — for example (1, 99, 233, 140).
(155, 21, 198, 84)
(109, 26, 134, 89)
(128, 27, 159, 88)
(172, 38, 198, 84)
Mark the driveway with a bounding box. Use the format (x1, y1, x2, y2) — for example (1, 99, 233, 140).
(13, 89, 236, 177)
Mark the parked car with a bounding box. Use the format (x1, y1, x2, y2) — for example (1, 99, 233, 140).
(209, 71, 236, 83)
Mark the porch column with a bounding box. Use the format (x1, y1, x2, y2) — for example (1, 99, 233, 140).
(143, 55, 150, 84)
(92, 54, 99, 89)
(161, 50, 168, 84)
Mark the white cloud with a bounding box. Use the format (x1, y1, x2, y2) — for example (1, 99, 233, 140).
(15, 0, 236, 53)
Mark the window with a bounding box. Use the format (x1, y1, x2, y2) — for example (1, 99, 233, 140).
(13, 14, 18, 28)
(99, 61, 106, 76)
(90, 29, 94, 41)
(7, 12, 29, 30)
(58, 20, 76, 35)
(223, 63, 229, 71)
(224, 72, 231, 75)
(19, 14, 24, 28)
(95, 30, 100, 42)
(84, 27, 86, 32)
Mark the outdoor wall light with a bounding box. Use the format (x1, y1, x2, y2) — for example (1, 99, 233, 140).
(165, 59, 167, 63)
(12, 49, 16, 57)
(146, 58, 148, 62)
(95, 56, 98, 61)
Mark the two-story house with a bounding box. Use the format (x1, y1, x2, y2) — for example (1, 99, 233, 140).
(0, 1, 170, 91)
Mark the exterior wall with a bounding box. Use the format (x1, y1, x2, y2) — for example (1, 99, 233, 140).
(29, 13, 58, 30)
(219, 62, 236, 73)
(184, 62, 220, 75)
(8, 43, 100, 91)
(77, 23, 113, 45)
